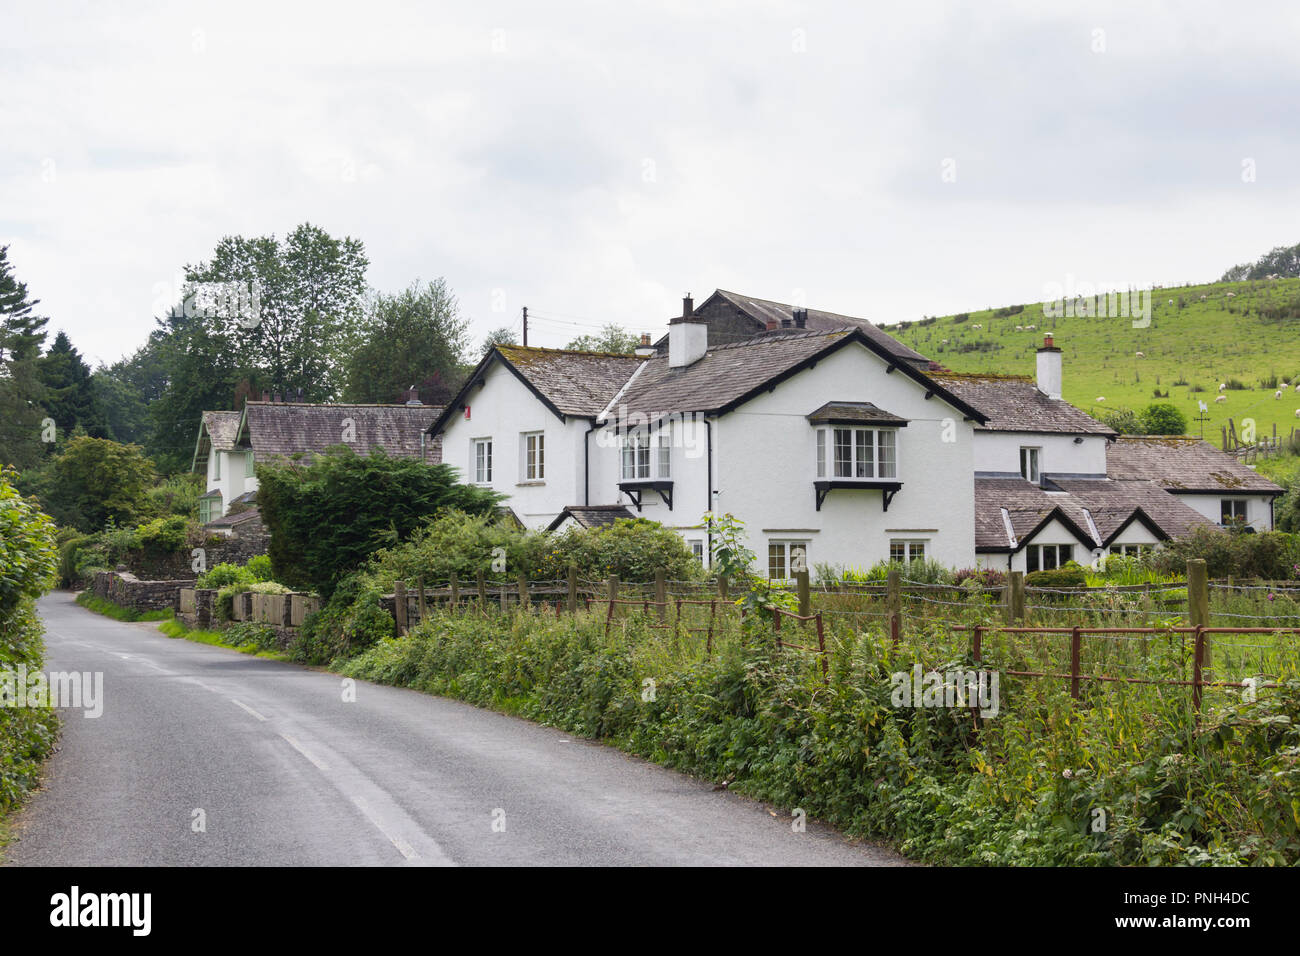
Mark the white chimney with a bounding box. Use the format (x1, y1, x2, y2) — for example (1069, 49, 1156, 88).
(668, 294, 707, 368)
(1036, 333, 1062, 400)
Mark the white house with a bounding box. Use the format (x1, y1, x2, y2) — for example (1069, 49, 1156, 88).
(429, 292, 1284, 578)
(193, 397, 444, 522)
(430, 294, 988, 576)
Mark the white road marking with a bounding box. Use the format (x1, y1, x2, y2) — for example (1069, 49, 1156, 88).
(281, 734, 331, 771)
(231, 698, 268, 721)
(352, 797, 418, 861)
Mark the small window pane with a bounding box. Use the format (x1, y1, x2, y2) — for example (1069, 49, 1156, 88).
(877, 430, 895, 478)
(816, 429, 826, 478)
(834, 429, 852, 478)
(768, 543, 786, 580)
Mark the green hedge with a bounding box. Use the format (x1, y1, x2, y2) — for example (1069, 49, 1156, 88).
(0, 466, 59, 817)
(336, 610, 1300, 866)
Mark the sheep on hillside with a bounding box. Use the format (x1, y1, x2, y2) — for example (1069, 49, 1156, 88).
(1226, 292, 1237, 298)
(1218, 383, 1227, 391)
(1276, 390, 1283, 399)
(1215, 395, 1228, 403)
(1096, 396, 1105, 403)
(1135, 351, 1145, 358)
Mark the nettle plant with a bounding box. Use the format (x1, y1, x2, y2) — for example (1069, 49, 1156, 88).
(703, 511, 795, 628)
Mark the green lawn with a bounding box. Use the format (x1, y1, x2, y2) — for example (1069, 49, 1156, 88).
(889, 277, 1300, 445)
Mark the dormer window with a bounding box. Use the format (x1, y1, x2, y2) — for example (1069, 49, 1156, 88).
(1020, 446, 1041, 484)
(815, 426, 897, 479)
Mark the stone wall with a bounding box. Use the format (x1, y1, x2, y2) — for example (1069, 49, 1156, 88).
(92, 571, 193, 611)
(124, 518, 270, 581)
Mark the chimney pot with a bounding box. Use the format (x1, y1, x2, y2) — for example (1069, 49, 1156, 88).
(781, 318, 792, 328)
(1036, 335, 1062, 400)
(765, 319, 778, 331)
(682, 294, 694, 318)
(261, 390, 270, 403)
(793, 308, 807, 328)
(640, 332, 650, 346)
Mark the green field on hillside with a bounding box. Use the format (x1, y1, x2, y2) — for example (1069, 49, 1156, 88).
(889, 277, 1300, 446)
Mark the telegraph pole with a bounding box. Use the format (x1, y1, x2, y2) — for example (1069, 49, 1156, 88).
(522, 306, 528, 347)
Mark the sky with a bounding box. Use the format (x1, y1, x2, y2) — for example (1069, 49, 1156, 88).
(4, 0, 1300, 366)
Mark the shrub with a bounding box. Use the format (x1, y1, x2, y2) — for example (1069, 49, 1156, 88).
(1141, 402, 1188, 435)
(540, 518, 702, 582)
(1025, 561, 1088, 588)
(132, 515, 193, 553)
(256, 448, 503, 598)
(953, 567, 1007, 587)
(1147, 526, 1300, 579)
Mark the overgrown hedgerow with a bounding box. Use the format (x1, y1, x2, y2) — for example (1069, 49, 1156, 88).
(335, 608, 1300, 866)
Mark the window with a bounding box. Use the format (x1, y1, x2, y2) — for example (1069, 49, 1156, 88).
(767, 541, 808, 581)
(1221, 499, 1247, 525)
(245, 453, 255, 479)
(473, 438, 493, 483)
(198, 494, 221, 524)
(657, 423, 671, 478)
(212, 452, 221, 480)
(689, 540, 705, 564)
(1020, 447, 1041, 484)
(1026, 543, 1073, 572)
(889, 539, 928, 563)
(621, 432, 651, 480)
(522, 432, 544, 481)
(1109, 544, 1151, 557)
(815, 427, 897, 479)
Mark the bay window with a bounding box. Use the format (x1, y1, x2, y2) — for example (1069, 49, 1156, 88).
(815, 427, 897, 479)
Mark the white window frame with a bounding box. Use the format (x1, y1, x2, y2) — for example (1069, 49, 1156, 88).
(767, 540, 809, 581)
(1020, 446, 1041, 484)
(1026, 543, 1073, 572)
(621, 431, 652, 480)
(889, 539, 928, 563)
(657, 422, 672, 479)
(689, 540, 705, 565)
(212, 451, 221, 481)
(521, 431, 545, 482)
(815, 427, 897, 479)
(244, 452, 255, 479)
(1220, 499, 1247, 525)
(1108, 544, 1150, 557)
(472, 438, 493, 484)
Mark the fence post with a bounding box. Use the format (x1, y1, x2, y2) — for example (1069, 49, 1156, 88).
(796, 569, 811, 619)
(655, 568, 667, 622)
(476, 570, 487, 610)
(816, 612, 827, 683)
(718, 573, 729, 600)
(1187, 559, 1210, 668)
(886, 569, 902, 642)
(607, 575, 619, 607)
(499, 582, 508, 612)
(567, 564, 578, 614)
(449, 571, 459, 611)
(416, 575, 426, 624)
(394, 581, 408, 635)
(1192, 625, 1205, 715)
(971, 625, 982, 664)
(517, 573, 529, 612)
(1069, 626, 1082, 700)
(1007, 571, 1025, 624)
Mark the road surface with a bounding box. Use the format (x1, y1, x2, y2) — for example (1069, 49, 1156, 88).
(7, 592, 908, 866)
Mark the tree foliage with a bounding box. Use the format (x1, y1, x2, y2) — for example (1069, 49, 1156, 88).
(255, 448, 503, 598)
(0, 246, 49, 469)
(564, 324, 640, 354)
(342, 279, 468, 405)
(1221, 242, 1300, 282)
(41, 436, 157, 532)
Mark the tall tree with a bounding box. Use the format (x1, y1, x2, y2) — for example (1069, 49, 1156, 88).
(343, 279, 469, 405)
(0, 246, 50, 469)
(479, 327, 518, 357)
(37, 331, 96, 437)
(184, 223, 368, 399)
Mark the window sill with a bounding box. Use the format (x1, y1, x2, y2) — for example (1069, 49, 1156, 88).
(516, 480, 546, 487)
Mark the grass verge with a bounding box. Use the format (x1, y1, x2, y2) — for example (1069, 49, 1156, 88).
(158, 618, 289, 661)
(74, 591, 173, 622)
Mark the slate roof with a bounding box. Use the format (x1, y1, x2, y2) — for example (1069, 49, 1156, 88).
(607, 328, 985, 424)
(206, 506, 261, 530)
(193, 410, 244, 471)
(929, 373, 1115, 435)
(545, 504, 637, 531)
(703, 289, 930, 366)
(240, 402, 444, 464)
(806, 401, 909, 426)
(974, 476, 1214, 551)
(429, 347, 646, 436)
(1106, 436, 1284, 494)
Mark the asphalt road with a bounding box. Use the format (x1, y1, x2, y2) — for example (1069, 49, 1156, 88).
(7, 592, 908, 866)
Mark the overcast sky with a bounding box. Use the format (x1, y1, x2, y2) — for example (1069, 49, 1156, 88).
(4, 0, 1299, 365)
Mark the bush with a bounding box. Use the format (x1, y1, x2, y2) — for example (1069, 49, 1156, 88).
(1025, 561, 1088, 588)
(0, 466, 59, 815)
(1141, 403, 1188, 435)
(256, 448, 503, 599)
(1147, 526, 1300, 579)
(539, 518, 703, 582)
(132, 515, 193, 553)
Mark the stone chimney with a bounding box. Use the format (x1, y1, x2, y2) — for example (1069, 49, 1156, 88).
(669, 293, 707, 368)
(793, 308, 807, 329)
(634, 332, 655, 358)
(1036, 333, 1062, 400)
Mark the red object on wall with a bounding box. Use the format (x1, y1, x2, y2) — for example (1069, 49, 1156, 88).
(464, 405, 471, 420)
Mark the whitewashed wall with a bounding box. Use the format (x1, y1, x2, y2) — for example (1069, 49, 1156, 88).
(438, 361, 591, 529)
(206, 449, 254, 516)
(1173, 493, 1274, 532)
(972, 431, 1107, 477)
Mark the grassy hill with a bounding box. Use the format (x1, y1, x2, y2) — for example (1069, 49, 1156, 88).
(888, 277, 1300, 446)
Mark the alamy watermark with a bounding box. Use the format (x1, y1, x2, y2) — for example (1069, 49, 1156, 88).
(890, 663, 1000, 718)
(1, 665, 104, 718)
(1040, 276, 1153, 328)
